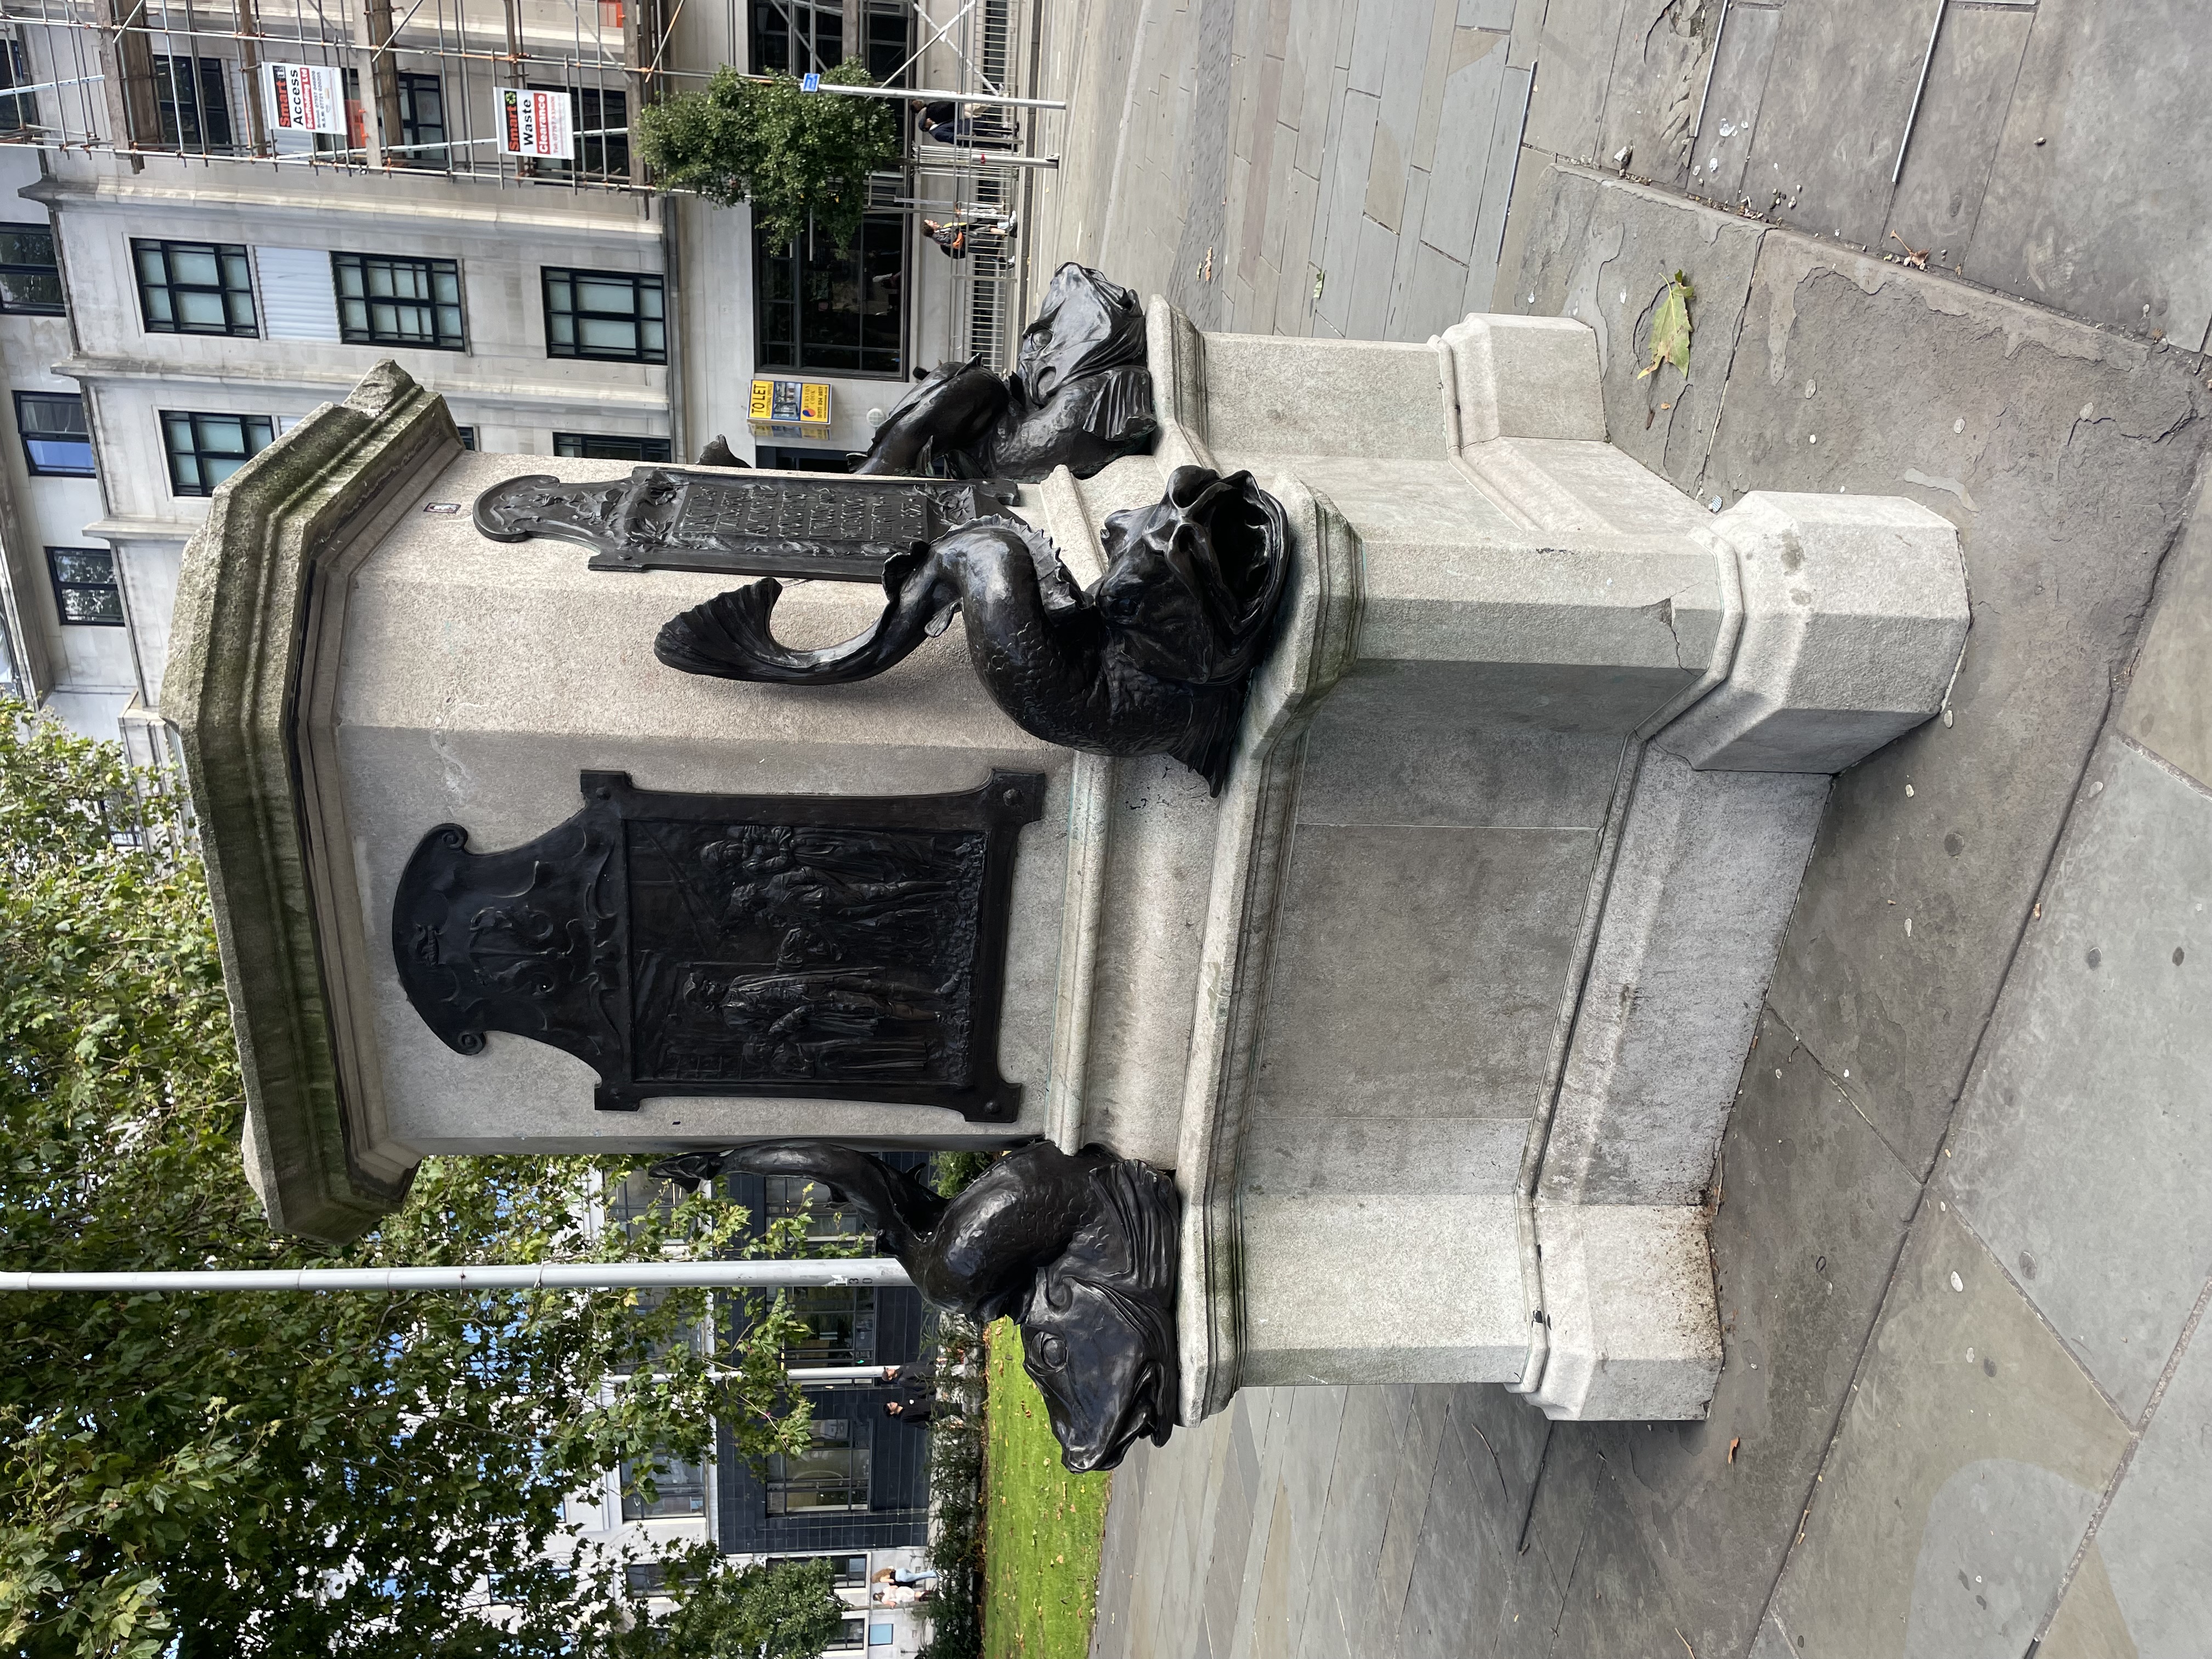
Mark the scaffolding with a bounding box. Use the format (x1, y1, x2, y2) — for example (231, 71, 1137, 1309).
(0, 0, 1057, 201)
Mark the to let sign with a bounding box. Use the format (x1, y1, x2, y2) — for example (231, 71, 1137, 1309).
(265, 63, 348, 134)
(497, 88, 574, 159)
(748, 377, 832, 434)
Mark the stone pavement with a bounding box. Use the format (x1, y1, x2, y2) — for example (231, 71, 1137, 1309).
(1026, 0, 1536, 343)
(1023, 0, 2212, 1653)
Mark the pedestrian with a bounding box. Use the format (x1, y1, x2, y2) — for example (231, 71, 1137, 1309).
(912, 100, 1013, 149)
(922, 212, 1019, 260)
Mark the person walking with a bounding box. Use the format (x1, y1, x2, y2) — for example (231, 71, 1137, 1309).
(922, 212, 1019, 260)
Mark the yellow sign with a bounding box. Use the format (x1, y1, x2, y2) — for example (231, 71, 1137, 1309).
(748, 377, 832, 428)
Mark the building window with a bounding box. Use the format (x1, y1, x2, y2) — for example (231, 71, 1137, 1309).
(134, 240, 257, 337)
(153, 55, 233, 151)
(763, 1173, 871, 1240)
(0, 227, 63, 314)
(396, 72, 447, 167)
(528, 83, 629, 180)
(313, 66, 365, 156)
(781, 1286, 876, 1367)
(552, 432, 672, 462)
(754, 214, 905, 378)
(619, 1454, 707, 1521)
(766, 1555, 870, 1587)
(750, 0, 910, 82)
(543, 268, 664, 363)
(0, 41, 38, 134)
(15, 392, 94, 476)
(46, 548, 122, 627)
(757, 444, 851, 475)
(454, 425, 477, 450)
(826, 1616, 866, 1651)
(765, 1418, 870, 1515)
(332, 252, 465, 351)
(161, 410, 274, 495)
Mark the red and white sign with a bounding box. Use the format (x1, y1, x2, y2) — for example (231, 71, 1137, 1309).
(264, 63, 348, 135)
(496, 88, 574, 160)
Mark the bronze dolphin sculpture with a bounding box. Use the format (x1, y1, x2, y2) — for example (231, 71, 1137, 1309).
(851, 357, 1011, 477)
(653, 465, 1290, 794)
(657, 1140, 1179, 1473)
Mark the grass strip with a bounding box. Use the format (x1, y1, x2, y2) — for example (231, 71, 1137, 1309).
(980, 1317, 1110, 1659)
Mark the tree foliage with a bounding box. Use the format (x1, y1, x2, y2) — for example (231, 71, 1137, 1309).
(0, 700, 840, 1657)
(636, 61, 902, 249)
(601, 1551, 845, 1659)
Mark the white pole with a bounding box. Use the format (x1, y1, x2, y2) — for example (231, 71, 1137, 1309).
(803, 81, 1065, 111)
(786, 1365, 901, 1384)
(0, 1261, 914, 1294)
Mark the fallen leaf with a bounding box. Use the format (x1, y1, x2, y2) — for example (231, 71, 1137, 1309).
(1639, 272, 1695, 380)
(1728, 1437, 1739, 1464)
(1888, 230, 1929, 269)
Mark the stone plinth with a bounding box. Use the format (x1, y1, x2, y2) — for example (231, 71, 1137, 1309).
(167, 312, 1968, 1423)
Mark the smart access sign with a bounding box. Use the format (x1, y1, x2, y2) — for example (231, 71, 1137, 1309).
(264, 63, 348, 135)
(497, 88, 574, 160)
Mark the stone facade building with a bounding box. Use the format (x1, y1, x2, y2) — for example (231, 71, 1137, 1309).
(0, 0, 1034, 746)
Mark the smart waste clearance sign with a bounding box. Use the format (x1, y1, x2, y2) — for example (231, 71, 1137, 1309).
(497, 88, 575, 160)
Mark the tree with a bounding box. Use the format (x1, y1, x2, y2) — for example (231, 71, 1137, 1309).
(0, 699, 839, 1657)
(636, 61, 902, 249)
(601, 1551, 847, 1659)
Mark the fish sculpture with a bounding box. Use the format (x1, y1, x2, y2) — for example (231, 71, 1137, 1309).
(656, 1140, 1180, 1472)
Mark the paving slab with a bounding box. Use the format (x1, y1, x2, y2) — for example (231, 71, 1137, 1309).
(1588, 0, 1711, 196)
(1763, 1203, 2131, 1659)
(1708, 230, 2211, 1177)
(1881, 5, 2033, 270)
(2119, 472, 2212, 792)
(2034, 1542, 2138, 1659)
(2084, 1312, 2212, 1655)
(1575, 1003, 1924, 1656)
(1966, 0, 2212, 349)
(1685, 1, 1781, 204)
(1943, 737, 2212, 1418)
(1362, 1384, 1453, 1657)
(1517, 0, 1623, 162)
(1736, 0, 1932, 253)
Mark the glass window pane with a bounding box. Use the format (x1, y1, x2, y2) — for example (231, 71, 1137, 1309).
(577, 317, 637, 351)
(2, 270, 64, 312)
(176, 291, 229, 327)
(573, 276, 639, 316)
(169, 248, 219, 286)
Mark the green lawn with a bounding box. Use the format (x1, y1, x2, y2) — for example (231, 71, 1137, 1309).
(981, 1317, 1110, 1659)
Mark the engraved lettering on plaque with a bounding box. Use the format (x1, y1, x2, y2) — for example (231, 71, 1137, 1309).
(472, 467, 1013, 583)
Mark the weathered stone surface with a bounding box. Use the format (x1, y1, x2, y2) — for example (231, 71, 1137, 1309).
(162, 362, 461, 1241)
(2085, 1317, 2212, 1655)
(1882, 5, 2034, 269)
(1967, 0, 2212, 347)
(1661, 492, 1968, 775)
(1943, 737, 2212, 1418)
(1763, 1204, 2130, 1658)
(1542, 759, 1829, 1209)
(2035, 1543, 2140, 1659)
(1566, 1003, 1924, 1658)
(1736, 0, 1932, 252)
(1499, 166, 1765, 493)
(1722, 236, 2210, 1175)
(2119, 472, 2212, 790)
